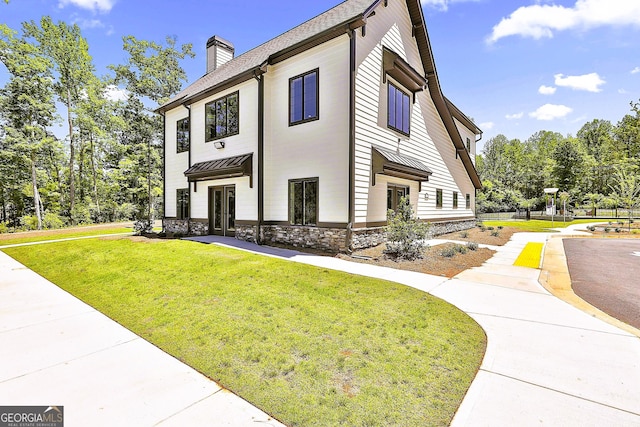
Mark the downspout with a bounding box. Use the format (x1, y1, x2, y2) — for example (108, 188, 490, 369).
(183, 103, 192, 234)
(347, 29, 357, 253)
(254, 67, 266, 245)
(161, 111, 166, 232)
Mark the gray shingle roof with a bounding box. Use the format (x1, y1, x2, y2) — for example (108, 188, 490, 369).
(158, 0, 377, 112)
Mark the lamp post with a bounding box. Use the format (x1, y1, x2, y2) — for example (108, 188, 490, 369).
(544, 188, 559, 227)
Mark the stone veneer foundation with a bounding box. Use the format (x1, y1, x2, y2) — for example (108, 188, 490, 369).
(163, 218, 477, 253)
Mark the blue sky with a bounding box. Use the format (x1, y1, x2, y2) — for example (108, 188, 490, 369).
(2, 0, 640, 152)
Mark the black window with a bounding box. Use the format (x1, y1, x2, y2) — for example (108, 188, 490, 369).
(289, 178, 318, 226)
(387, 184, 409, 211)
(388, 82, 410, 135)
(177, 118, 189, 153)
(453, 192, 458, 209)
(177, 188, 189, 220)
(290, 69, 319, 125)
(466, 193, 471, 209)
(436, 189, 443, 208)
(205, 91, 239, 141)
(466, 137, 471, 151)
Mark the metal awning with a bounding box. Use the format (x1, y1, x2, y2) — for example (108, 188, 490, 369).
(372, 145, 432, 191)
(184, 153, 253, 187)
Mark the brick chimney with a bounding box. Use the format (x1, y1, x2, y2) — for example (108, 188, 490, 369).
(206, 36, 235, 74)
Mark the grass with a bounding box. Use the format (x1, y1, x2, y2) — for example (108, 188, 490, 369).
(0, 225, 132, 246)
(3, 237, 486, 427)
(513, 242, 544, 268)
(483, 219, 604, 233)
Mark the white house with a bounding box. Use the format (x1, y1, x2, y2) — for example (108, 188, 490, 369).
(157, 0, 482, 252)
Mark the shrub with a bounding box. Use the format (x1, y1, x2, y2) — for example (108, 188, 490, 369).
(497, 225, 504, 230)
(134, 219, 154, 235)
(0, 222, 8, 234)
(490, 230, 500, 237)
(456, 244, 468, 254)
(587, 225, 596, 232)
(440, 246, 457, 258)
(615, 228, 621, 233)
(42, 212, 64, 229)
(604, 227, 611, 233)
(459, 231, 469, 239)
(487, 226, 495, 231)
(480, 226, 487, 232)
(384, 196, 430, 260)
(466, 242, 479, 251)
(20, 215, 39, 230)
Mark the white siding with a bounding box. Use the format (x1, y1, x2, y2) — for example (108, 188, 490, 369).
(354, 0, 475, 224)
(454, 117, 477, 165)
(264, 35, 351, 224)
(164, 108, 189, 217)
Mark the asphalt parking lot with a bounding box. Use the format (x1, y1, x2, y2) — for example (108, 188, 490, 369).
(564, 238, 640, 329)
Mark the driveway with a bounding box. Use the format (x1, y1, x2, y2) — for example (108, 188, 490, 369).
(564, 238, 640, 329)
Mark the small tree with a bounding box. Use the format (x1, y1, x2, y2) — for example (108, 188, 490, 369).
(609, 164, 640, 232)
(384, 196, 430, 260)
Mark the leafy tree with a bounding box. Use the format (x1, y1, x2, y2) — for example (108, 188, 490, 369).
(23, 17, 95, 223)
(0, 24, 58, 229)
(552, 137, 584, 192)
(109, 35, 194, 221)
(583, 193, 603, 217)
(609, 162, 640, 231)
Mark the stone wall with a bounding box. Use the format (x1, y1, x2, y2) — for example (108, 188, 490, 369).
(261, 225, 347, 253)
(351, 227, 387, 250)
(428, 219, 477, 238)
(236, 224, 258, 243)
(163, 219, 208, 236)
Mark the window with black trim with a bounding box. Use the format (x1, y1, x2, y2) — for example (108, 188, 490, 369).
(388, 82, 411, 136)
(177, 118, 189, 153)
(387, 184, 409, 211)
(205, 91, 239, 141)
(436, 189, 443, 208)
(466, 137, 471, 151)
(466, 193, 471, 209)
(453, 192, 458, 209)
(177, 188, 189, 220)
(290, 69, 318, 125)
(289, 178, 318, 226)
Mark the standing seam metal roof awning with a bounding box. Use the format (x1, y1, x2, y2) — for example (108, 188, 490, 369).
(371, 145, 432, 191)
(184, 153, 253, 187)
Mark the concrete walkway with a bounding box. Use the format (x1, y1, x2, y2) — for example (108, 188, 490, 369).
(2, 224, 640, 425)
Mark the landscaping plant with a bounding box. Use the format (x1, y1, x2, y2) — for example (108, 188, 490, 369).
(384, 196, 430, 260)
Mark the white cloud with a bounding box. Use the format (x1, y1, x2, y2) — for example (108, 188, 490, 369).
(487, 0, 640, 44)
(554, 73, 605, 92)
(76, 18, 104, 29)
(619, 88, 629, 94)
(59, 0, 115, 13)
(529, 104, 573, 120)
(505, 112, 524, 120)
(538, 85, 557, 95)
(421, 0, 479, 12)
(632, 67, 640, 74)
(479, 121, 495, 130)
(104, 85, 129, 102)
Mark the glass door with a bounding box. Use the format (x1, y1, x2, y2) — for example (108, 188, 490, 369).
(209, 185, 235, 236)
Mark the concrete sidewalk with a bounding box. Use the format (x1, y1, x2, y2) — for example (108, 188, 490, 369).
(0, 250, 284, 427)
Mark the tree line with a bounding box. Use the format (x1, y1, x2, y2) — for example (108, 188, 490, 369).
(476, 100, 640, 218)
(0, 16, 194, 231)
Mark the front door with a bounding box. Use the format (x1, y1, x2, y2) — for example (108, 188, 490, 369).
(209, 185, 236, 236)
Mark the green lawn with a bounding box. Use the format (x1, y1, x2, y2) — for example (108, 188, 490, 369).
(0, 225, 132, 246)
(483, 219, 604, 232)
(3, 237, 486, 427)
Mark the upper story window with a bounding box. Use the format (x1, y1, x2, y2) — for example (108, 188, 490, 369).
(388, 82, 411, 136)
(176, 118, 189, 153)
(205, 91, 239, 141)
(466, 193, 471, 209)
(289, 69, 319, 125)
(466, 137, 471, 151)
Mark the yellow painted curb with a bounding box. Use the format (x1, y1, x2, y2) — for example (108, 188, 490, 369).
(514, 242, 543, 268)
(539, 236, 640, 338)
